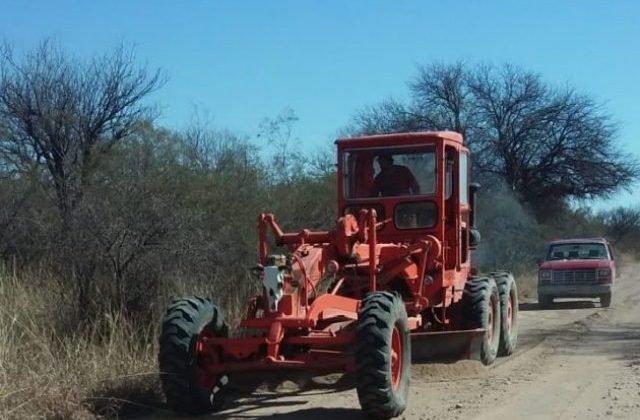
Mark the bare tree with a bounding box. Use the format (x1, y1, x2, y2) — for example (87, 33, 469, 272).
(411, 62, 474, 136)
(0, 40, 164, 311)
(258, 108, 308, 184)
(0, 40, 164, 223)
(601, 206, 640, 245)
(351, 98, 425, 135)
(351, 62, 640, 217)
(465, 65, 638, 212)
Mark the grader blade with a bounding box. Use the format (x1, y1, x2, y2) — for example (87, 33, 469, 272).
(411, 328, 485, 362)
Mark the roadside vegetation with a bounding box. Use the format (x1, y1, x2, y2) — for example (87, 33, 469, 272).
(1, 42, 639, 418)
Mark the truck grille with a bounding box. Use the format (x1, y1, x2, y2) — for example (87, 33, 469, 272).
(551, 269, 597, 284)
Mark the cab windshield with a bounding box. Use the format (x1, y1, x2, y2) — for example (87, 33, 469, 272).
(343, 147, 436, 199)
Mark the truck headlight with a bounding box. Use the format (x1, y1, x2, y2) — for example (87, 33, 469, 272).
(597, 268, 611, 279)
(539, 270, 552, 282)
(540, 270, 552, 279)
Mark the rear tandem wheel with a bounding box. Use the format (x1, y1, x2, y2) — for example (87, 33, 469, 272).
(462, 276, 501, 365)
(493, 272, 519, 356)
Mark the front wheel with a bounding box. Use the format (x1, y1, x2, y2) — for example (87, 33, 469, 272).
(355, 291, 411, 419)
(158, 297, 229, 415)
(600, 292, 612, 308)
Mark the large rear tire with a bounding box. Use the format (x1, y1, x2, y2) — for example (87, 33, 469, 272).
(158, 297, 228, 415)
(462, 277, 501, 365)
(355, 291, 411, 419)
(494, 272, 519, 356)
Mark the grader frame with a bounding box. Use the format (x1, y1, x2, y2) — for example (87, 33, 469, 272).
(159, 131, 518, 419)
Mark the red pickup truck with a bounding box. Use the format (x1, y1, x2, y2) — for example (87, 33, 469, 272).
(537, 238, 615, 307)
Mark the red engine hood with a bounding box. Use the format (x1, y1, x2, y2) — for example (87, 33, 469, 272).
(540, 259, 612, 270)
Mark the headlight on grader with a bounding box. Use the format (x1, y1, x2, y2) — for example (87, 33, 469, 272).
(324, 260, 339, 275)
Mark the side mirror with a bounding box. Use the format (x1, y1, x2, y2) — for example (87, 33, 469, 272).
(469, 183, 480, 228)
(535, 258, 543, 266)
(469, 228, 481, 250)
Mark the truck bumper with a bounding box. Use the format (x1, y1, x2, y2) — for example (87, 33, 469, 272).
(538, 283, 612, 298)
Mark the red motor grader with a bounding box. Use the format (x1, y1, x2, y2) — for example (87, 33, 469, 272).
(158, 131, 519, 419)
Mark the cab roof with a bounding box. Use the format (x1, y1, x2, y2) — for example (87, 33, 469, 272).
(335, 131, 463, 148)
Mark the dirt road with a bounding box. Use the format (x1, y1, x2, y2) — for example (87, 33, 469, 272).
(148, 263, 640, 420)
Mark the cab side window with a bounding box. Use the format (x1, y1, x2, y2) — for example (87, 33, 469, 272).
(459, 152, 468, 205)
(445, 153, 454, 200)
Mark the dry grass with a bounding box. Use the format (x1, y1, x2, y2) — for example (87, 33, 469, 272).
(0, 264, 260, 419)
(0, 268, 162, 419)
(516, 272, 538, 301)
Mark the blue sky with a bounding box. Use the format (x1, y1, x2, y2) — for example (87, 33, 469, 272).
(1, 0, 638, 208)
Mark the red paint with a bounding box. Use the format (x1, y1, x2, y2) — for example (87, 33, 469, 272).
(391, 326, 402, 390)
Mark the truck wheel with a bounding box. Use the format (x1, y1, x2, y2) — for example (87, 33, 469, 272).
(538, 294, 553, 308)
(159, 297, 229, 415)
(495, 273, 518, 356)
(355, 291, 410, 419)
(462, 277, 501, 365)
(600, 292, 612, 308)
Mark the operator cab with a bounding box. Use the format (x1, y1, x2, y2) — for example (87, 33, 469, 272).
(336, 131, 477, 270)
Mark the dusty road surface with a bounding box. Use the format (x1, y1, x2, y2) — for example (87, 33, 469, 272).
(146, 263, 640, 420)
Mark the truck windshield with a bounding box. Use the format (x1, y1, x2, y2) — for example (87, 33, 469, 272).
(546, 243, 608, 260)
(343, 147, 436, 199)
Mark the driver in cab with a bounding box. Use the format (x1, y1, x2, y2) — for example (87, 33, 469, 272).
(370, 153, 420, 197)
